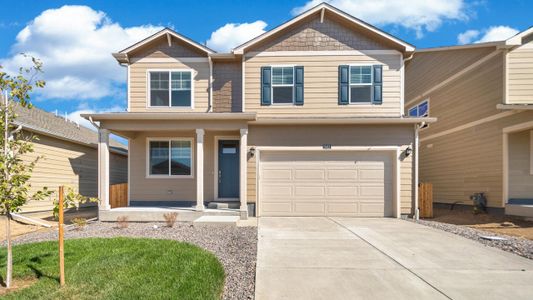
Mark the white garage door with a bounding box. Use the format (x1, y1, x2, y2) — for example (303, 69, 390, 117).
(259, 151, 393, 217)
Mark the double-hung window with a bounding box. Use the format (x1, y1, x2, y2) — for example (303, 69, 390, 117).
(148, 138, 193, 177)
(149, 70, 192, 107)
(349, 66, 373, 103)
(271, 66, 294, 104)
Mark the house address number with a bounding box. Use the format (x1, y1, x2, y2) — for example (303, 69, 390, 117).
(322, 144, 332, 149)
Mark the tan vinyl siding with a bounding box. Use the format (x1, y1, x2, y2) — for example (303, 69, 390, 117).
(507, 42, 533, 104)
(129, 60, 210, 112)
(213, 61, 242, 112)
(244, 54, 402, 117)
(21, 134, 127, 213)
(508, 130, 533, 199)
(405, 47, 495, 102)
(417, 53, 503, 136)
(419, 111, 533, 208)
(247, 124, 414, 214)
(128, 130, 239, 202)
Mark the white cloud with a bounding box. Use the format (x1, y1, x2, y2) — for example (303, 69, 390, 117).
(475, 26, 519, 43)
(67, 105, 123, 130)
(457, 26, 519, 45)
(457, 29, 480, 44)
(292, 0, 468, 38)
(0, 5, 163, 100)
(206, 21, 267, 52)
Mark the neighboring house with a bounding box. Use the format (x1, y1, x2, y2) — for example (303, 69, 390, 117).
(13, 104, 128, 214)
(84, 3, 433, 219)
(405, 28, 533, 217)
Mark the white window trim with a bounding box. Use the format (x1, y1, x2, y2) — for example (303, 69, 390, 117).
(348, 64, 374, 105)
(146, 137, 195, 179)
(146, 69, 195, 109)
(270, 65, 296, 106)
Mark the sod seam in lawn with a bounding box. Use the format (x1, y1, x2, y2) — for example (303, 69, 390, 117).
(0, 238, 225, 300)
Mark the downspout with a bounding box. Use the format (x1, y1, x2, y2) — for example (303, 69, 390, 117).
(208, 55, 213, 112)
(413, 122, 422, 220)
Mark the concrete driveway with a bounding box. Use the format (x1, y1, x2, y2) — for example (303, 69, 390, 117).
(256, 217, 533, 300)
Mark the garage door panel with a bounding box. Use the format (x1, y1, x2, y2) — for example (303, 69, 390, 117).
(326, 186, 358, 196)
(294, 169, 325, 180)
(262, 168, 292, 180)
(293, 202, 325, 214)
(259, 151, 392, 217)
(262, 185, 292, 197)
(294, 186, 325, 197)
(327, 169, 358, 180)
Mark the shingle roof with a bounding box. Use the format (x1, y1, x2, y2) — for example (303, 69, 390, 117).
(13, 105, 128, 155)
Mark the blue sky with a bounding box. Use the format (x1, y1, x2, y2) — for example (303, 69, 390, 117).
(0, 0, 531, 128)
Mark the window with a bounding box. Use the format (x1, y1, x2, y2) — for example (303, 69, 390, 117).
(350, 66, 372, 103)
(271, 66, 294, 104)
(149, 70, 192, 107)
(408, 100, 429, 117)
(148, 139, 193, 177)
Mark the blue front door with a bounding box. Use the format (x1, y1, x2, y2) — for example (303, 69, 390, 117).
(218, 140, 240, 199)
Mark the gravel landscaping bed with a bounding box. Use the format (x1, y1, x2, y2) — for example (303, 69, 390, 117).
(413, 218, 533, 260)
(6, 221, 257, 300)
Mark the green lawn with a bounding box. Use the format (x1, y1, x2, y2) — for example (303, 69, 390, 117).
(0, 238, 225, 299)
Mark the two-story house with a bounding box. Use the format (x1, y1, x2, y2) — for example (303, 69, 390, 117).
(84, 3, 433, 220)
(405, 27, 533, 218)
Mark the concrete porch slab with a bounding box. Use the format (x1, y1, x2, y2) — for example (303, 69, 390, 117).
(99, 206, 240, 222)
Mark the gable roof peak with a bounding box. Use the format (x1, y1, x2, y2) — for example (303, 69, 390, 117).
(232, 2, 415, 54)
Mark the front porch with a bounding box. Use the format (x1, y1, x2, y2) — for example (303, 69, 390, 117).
(93, 113, 257, 221)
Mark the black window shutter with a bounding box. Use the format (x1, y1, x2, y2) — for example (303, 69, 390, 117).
(261, 66, 272, 106)
(338, 65, 349, 105)
(373, 65, 383, 105)
(294, 66, 304, 105)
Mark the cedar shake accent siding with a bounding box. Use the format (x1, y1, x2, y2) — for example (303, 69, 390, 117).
(248, 13, 392, 52)
(129, 36, 207, 58)
(213, 61, 242, 112)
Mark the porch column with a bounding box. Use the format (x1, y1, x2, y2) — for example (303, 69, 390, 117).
(98, 128, 110, 210)
(196, 129, 205, 211)
(240, 128, 248, 217)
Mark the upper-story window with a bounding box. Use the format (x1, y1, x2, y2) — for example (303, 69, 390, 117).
(350, 66, 373, 103)
(408, 99, 429, 117)
(272, 66, 294, 104)
(149, 70, 193, 107)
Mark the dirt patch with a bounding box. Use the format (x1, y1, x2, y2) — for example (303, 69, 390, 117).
(426, 207, 533, 240)
(0, 207, 98, 239)
(0, 277, 38, 296)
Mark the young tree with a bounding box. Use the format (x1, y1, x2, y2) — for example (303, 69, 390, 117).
(1, 55, 49, 288)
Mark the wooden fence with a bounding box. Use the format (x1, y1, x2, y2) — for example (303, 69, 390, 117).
(419, 183, 433, 218)
(110, 183, 128, 208)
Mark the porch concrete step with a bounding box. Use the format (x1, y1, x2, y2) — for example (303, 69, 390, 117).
(193, 215, 240, 226)
(207, 202, 240, 209)
(99, 207, 240, 222)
